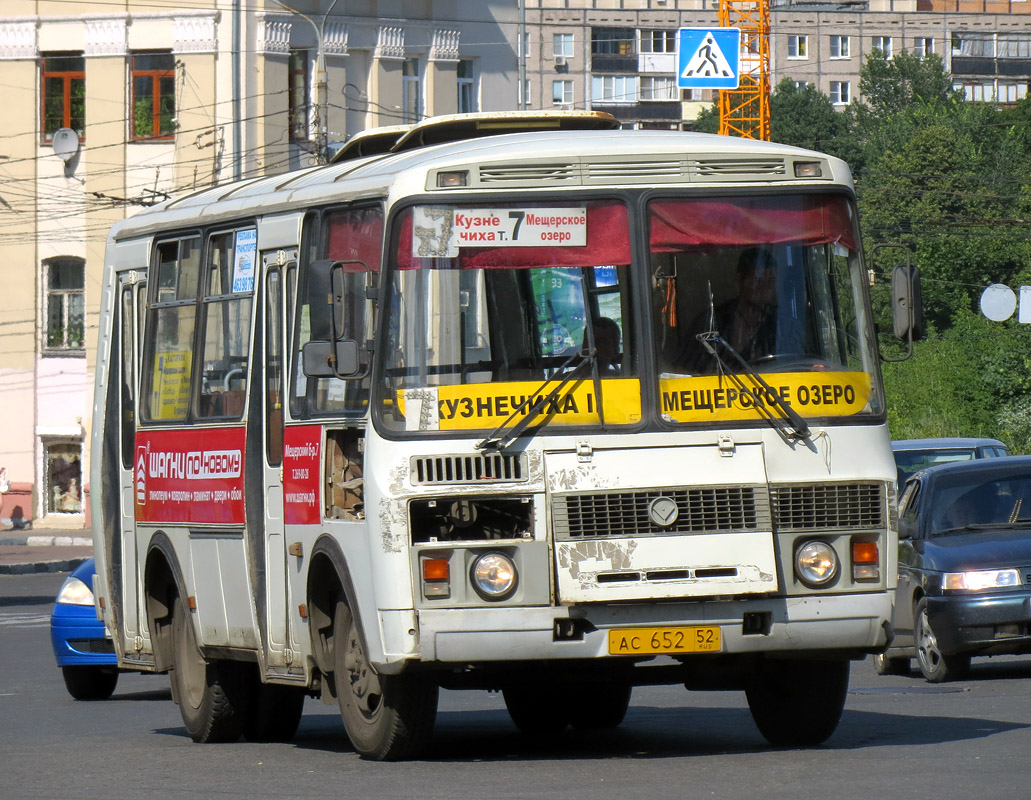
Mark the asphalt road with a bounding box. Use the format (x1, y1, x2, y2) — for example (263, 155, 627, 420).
(4, 570, 1031, 800)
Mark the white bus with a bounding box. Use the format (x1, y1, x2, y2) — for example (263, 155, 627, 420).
(91, 115, 906, 760)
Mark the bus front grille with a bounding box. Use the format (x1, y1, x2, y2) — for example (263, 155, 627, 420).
(411, 453, 528, 485)
(770, 482, 884, 530)
(554, 486, 766, 539)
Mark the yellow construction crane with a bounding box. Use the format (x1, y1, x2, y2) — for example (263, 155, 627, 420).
(718, 0, 771, 140)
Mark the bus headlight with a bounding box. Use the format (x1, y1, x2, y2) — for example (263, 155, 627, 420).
(794, 540, 839, 588)
(470, 552, 517, 600)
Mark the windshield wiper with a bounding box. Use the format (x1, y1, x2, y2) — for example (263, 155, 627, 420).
(476, 350, 595, 453)
(697, 330, 811, 443)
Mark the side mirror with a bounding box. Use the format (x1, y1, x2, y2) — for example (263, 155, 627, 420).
(891, 264, 924, 342)
(303, 340, 361, 378)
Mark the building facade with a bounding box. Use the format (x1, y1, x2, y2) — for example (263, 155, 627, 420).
(0, 0, 517, 529)
(521, 0, 1031, 127)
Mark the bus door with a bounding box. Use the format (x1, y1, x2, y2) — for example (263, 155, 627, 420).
(116, 270, 146, 646)
(261, 252, 292, 661)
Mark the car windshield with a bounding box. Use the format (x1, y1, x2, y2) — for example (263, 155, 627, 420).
(895, 448, 976, 486)
(377, 199, 639, 435)
(931, 473, 1031, 533)
(646, 194, 883, 426)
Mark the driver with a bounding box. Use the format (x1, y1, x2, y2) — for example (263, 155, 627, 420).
(677, 246, 778, 374)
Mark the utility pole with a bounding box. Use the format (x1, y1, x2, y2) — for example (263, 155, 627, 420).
(276, 0, 340, 163)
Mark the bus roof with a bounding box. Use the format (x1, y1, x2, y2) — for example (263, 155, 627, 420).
(329, 125, 411, 163)
(109, 129, 852, 242)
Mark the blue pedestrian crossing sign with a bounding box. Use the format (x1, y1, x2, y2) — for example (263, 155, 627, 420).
(677, 28, 741, 90)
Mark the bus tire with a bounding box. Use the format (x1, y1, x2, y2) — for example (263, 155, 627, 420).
(242, 680, 306, 743)
(745, 658, 849, 747)
(502, 683, 571, 734)
(333, 602, 437, 760)
(61, 665, 118, 700)
(570, 682, 632, 730)
(170, 597, 248, 743)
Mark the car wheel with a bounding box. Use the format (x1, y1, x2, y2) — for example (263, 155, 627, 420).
(569, 683, 632, 730)
(872, 652, 911, 676)
(242, 678, 306, 743)
(61, 665, 118, 700)
(169, 597, 249, 743)
(914, 599, 970, 683)
(334, 601, 437, 760)
(502, 683, 571, 734)
(745, 659, 849, 747)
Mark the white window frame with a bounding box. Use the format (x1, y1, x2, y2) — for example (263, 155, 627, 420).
(829, 35, 850, 59)
(872, 36, 893, 58)
(787, 35, 808, 60)
(914, 37, 934, 58)
(639, 29, 676, 54)
(829, 80, 851, 105)
(640, 75, 676, 101)
(518, 78, 531, 107)
(591, 74, 638, 104)
(402, 58, 422, 123)
(457, 60, 476, 113)
(552, 79, 573, 105)
(554, 32, 574, 58)
(43, 256, 85, 353)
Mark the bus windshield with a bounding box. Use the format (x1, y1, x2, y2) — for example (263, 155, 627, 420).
(648, 193, 883, 425)
(377, 199, 640, 434)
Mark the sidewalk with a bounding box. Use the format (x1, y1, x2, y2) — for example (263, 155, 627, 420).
(0, 528, 93, 575)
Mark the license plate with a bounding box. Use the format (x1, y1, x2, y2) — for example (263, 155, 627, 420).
(608, 626, 722, 655)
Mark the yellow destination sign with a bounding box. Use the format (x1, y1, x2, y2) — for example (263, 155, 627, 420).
(659, 371, 872, 423)
(398, 378, 642, 431)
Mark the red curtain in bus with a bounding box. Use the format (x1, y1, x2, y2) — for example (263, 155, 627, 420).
(395, 200, 630, 270)
(648, 195, 857, 252)
(326, 207, 384, 271)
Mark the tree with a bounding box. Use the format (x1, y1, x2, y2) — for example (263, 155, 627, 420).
(768, 78, 859, 165)
(857, 51, 960, 118)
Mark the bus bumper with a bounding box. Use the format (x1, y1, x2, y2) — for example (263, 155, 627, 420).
(412, 592, 892, 664)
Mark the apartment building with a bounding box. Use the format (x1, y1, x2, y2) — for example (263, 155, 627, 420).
(0, 0, 517, 529)
(521, 0, 1031, 127)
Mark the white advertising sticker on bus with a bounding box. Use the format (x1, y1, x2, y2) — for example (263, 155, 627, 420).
(413, 207, 586, 257)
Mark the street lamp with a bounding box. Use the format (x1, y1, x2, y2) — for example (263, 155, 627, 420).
(275, 0, 340, 163)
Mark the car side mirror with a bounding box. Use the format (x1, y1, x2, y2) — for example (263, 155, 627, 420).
(897, 518, 914, 540)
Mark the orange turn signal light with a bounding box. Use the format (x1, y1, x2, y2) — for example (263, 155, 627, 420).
(423, 558, 450, 582)
(852, 541, 879, 564)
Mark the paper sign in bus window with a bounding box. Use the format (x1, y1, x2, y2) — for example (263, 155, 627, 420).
(232, 228, 257, 292)
(412, 207, 587, 258)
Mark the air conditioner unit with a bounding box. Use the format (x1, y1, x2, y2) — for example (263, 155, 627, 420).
(555, 55, 567, 67)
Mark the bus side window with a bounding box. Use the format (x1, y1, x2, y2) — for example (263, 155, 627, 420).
(196, 229, 256, 419)
(325, 428, 364, 520)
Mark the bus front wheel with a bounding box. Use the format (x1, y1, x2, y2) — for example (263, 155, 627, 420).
(333, 602, 438, 760)
(745, 658, 849, 747)
(169, 597, 248, 743)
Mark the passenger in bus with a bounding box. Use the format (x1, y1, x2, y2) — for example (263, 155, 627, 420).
(678, 246, 778, 374)
(584, 316, 621, 375)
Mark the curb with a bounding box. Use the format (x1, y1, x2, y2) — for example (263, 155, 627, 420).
(0, 557, 90, 576)
(0, 535, 93, 547)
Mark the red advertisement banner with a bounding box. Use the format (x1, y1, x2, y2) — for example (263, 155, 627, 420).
(135, 427, 246, 525)
(283, 425, 322, 525)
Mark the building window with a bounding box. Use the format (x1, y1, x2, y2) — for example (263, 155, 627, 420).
(793, 80, 811, 89)
(289, 50, 309, 142)
(552, 79, 573, 105)
(518, 32, 531, 61)
(829, 80, 851, 105)
(518, 79, 531, 107)
(872, 36, 893, 58)
(999, 33, 1031, 59)
(640, 75, 675, 101)
(402, 58, 422, 123)
(592, 28, 635, 56)
(45, 440, 83, 514)
(914, 37, 934, 59)
(554, 32, 574, 58)
(457, 60, 477, 113)
(131, 52, 175, 140)
(787, 35, 808, 59)
(41, 53, 85, 143)
(640, 30, 676, 54)
(592, 74, 638, 104)
(44, 257, 85, 352)
(829, 35, 850, 59)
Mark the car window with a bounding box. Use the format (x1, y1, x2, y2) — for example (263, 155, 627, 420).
(931, 474, 1031, 532)
(894, 448, 975, 486)
(899, 480, 920, 526)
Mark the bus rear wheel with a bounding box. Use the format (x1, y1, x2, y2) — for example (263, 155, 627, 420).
(333, 602, 437, 760)
(745, 658, 849, 747)
(170, 597, 249, 743)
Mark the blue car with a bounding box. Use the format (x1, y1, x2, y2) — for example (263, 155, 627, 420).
(50, 557, 119, 700)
